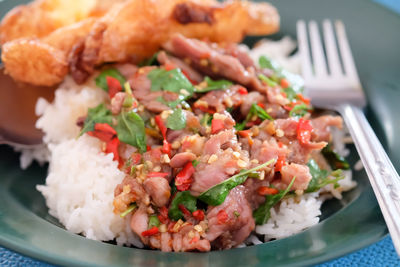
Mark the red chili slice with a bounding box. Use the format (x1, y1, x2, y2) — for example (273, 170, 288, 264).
(106, 76, 122, 99)
(105, 137, 120, 162)
(217, 210, 229, 224)
(257, 186, 279, 196)
(175, 162, 195, 191)
(141, 226, 159, 237)
(275, 154, 286, 172)
(296, 118, 313, 146)
(192, 210, 205, 221)
(147, 172, 169, 178)
(238, 87, 248, 95)
(280, 78, 290, 89)
(211, 119, 224, 134)
(158, 206, 169, 224)
(178, 204, 192, 218)
(155, 115, 167, 140)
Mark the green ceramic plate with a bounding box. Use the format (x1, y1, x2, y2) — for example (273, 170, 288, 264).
(0, 0, 399, 266)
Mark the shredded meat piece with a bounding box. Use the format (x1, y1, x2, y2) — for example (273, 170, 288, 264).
(206, 186, 255, 249)
(143, 177, 171, 207)
(280, 163, 312, 191)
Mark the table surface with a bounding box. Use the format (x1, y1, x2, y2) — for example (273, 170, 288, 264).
(1, 0, 400, 266)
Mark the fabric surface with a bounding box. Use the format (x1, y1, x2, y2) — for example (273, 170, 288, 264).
(1, 0, 400, 266)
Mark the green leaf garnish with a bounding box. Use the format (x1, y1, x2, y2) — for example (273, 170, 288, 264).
(282, 87, 297, 102)
(253, 176, 296, 225)
(258, 55, 304, 94)
(198, 159, 275, 206)
(148, 215, 160, 228)
(258, 74, 278, 87)
(168, 191, 197, 221)
(305, 159, 345, 193)
(235, 103, 273, 131)
(322, 144, 350, 170)
(95, 69, 126, 92)
(115, 110, 147, 153)
(289, 104, 312, 118)
(139, 52, 159, 67)
(79, 103, 113, 136)
(166, 108, 186, 130)
(195, 77, 232, 93)
(120, 203, 137, 218)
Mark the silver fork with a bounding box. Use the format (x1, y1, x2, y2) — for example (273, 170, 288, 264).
(297, 20, 400, 255)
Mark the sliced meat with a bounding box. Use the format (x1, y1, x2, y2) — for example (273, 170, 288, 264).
(250, 138, 287, 164)
(224, 43, 255, 69)
(311, 115, 343, 142)
(143, 177, 171, 207)
(130, 204, 149, 244)
(173, 2, 215, 25)
(113, 177, 149, 214)
(206, 186, 255, 249)
(157, 51, 203, 83)
(114, 63, 138, 79)
(280, 163, 312, 191)
(194, 84, 246, 113)
(172, 225, 211, 252)
(111, 92, 126, 115)
(129, 66, 175, 113)
(203, 129, 237, 155)
(240, 91, 265, 115)
(163, 34, 265, 92)
(170, 152, 197, 168)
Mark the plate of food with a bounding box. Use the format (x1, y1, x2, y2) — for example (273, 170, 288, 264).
(0, 0, 398, 266)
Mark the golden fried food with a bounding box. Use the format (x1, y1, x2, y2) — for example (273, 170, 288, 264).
(0, 0, 280, 86)
(2, 39, 68, 86)
(0, 0, 123, 44)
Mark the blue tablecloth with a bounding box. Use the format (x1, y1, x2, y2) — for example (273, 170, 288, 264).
(1, 0, 400, 266)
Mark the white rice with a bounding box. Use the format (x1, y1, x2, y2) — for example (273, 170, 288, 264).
(18, 38, 356, 248)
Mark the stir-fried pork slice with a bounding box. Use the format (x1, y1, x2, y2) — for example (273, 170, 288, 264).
(172, 225, 211, 252)
(280, 163, 312, 191)
(224, 43, 255, 69)
(113, 177, 149, 214)
(206, 186, 255, 249)
(170, 152, 197, 168)
(129, 66, 178, 113)
(143, 177, 171, 207)
(240, 91, 265, 115)
(311, 115, 343, 142)
(194, 85, 246, 113)
(157, 51, 203, 83)
(114, 63, 138, 78)
(203, 129, 238, 155)
(130, 204, 149, 244)
(163, 34, 265, 91)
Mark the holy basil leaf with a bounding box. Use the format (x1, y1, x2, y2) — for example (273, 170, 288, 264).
(79, 103, 113, 136)
(289, 104, 311, 118)
(258, 74, 278, 87)
(115, 110, 147, 153)
(253, 176, 296, 225)
(258, 55, 304, 94)
(148, 215, 160, 228)
(235, 103, 273, 131)
(139, 52, 159, 67)
(95, 69, 126, 92)
(322, 144, 350, 170)
(282, 87, 297, 102)
(166, 108, 186, 130)
(198, 159, 275, 206)
(195, 77, 232, 93)
(147, 68, 194, 94)
(252, 104, 273, 120)
(168, 191, 197, 221)
(305, 159, 345, 193)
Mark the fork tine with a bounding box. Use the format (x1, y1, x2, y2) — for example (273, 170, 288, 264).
(308, 21, 328, 76)
(322, 20, 343, 76)
(296, 20, 313, 79)
(335, 20, 360, 82)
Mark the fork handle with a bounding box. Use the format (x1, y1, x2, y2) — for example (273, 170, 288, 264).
(338, 104, 400, 255)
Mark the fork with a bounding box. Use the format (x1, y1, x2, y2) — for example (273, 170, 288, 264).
(297, 20, 400, 255)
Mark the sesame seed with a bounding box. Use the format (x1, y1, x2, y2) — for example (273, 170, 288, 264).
(122, 185, 131, 194)
(276, 129, 284, 137)
(259, 171, 265, 180)
(267, 108, 273, 113)
(188, 230, 195, 239)
(150, 118, 155, 127)
(153, 166, 161, 172)
(295, 190, 304, 196)
(196, 100, 208, 108)
(200, 59, 209, 66)
(161, 110, 172, 120)
(265, 121, 276, 135)
(180, 89, 190, 96)
(208, 154, 218, 164)
(159, 224, 167, 233)
(145, 160, 153, 169)
(251, 115, 258, 121)
(252, 127, 260, 137)
(171, 141, 181, 149)
(237, 159, 247, 168)
(232, 152, 241, 159)
(251, 159, 259, 164)
(224, 97, 233, 107)
(213, 113, 227, 121)
(194, 225, 203, 232)
(162, 154, 170, 163)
